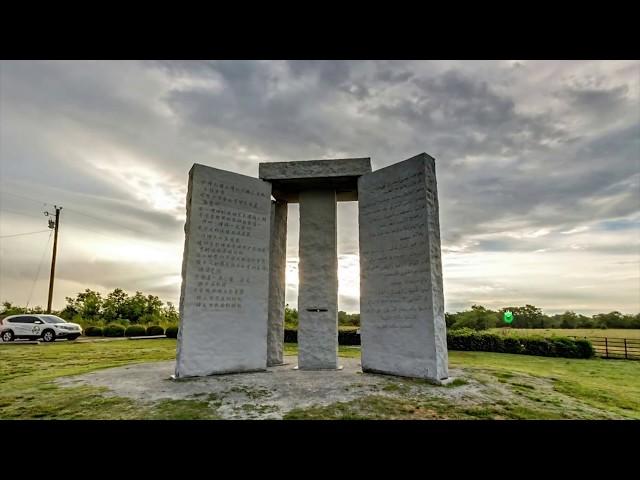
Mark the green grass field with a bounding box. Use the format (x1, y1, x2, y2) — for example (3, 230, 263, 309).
(1, 339, 638, 419)
(488, 328, 640, 339)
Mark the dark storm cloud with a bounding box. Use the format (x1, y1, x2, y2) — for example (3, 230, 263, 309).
(375, 68, 414, 84)
(556, 82, 630, 118)
(370, 68, 569, 160)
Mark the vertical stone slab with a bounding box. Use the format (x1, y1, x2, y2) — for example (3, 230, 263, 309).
(358, 153, 448, 381)
(297, 189, 339, 369)
(175, 164, 272, 378)
(267, 199, 288, 366)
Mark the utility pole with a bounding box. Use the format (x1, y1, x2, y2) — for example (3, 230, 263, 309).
(46, 206, 62, 313)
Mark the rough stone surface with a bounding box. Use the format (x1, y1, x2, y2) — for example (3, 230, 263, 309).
(358, 153, 449, 381)
(297, 189, 339, 370)
(267, 199, 287, 366)
(259, 158, 371, 180)
(258, 158, 372, 202)
(175, 164, 272, 378)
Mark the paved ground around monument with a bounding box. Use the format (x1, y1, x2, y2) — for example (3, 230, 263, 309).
(56, 353, 638, 420)
(57, 356, 453, 419)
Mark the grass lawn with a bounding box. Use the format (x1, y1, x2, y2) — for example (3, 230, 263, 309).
(488, 328, 640, 339)
(283, 344, 640, 420)
(1, 339, 638, 419)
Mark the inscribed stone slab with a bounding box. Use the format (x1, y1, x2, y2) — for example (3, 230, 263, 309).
(175, 164, 272, 378)
(358, 153, 448, 380)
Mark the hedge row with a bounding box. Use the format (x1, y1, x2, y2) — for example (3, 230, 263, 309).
(125, 325, 146, 337)
(446, 328, 594, 358)
(284, 329, 360, 345)
(165, 326, 179, 338)
(83, 325, 594, 359)
(83, 325, 169, 338)
(283, 328, 595, 359)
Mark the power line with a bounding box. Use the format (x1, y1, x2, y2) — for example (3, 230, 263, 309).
(0, 230, 51, 239)
(0, 191, 51, 207)
(0, 208, 46, 220)
(1, 190, 152, 237)
(63, 207, 151, 236)
(26, 230, 53, 309)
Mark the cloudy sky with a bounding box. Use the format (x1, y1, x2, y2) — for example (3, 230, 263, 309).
(0, 60, 638, 315)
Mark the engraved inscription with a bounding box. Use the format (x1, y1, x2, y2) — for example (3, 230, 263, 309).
(359, 154, 448, 380)
(360, 169, 428, 328)
(186, 175, 270, 314)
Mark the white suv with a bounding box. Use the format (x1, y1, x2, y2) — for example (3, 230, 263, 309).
(0, 314, 83, 342)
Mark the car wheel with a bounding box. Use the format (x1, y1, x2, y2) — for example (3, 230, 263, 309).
(1, 330, 14, 342)
(41, 329, 56, 342)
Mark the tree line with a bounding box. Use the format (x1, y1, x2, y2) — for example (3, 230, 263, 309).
(286, 304, 640, 331)
(284, 304, 360, 329)
(445, 305, 640, 330)
(1, 288, 179, 327)
(2, 292, 638, 331)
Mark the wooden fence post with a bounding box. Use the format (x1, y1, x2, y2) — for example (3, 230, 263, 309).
(605, 337, 608, 358)
(624, 339, 627, 360)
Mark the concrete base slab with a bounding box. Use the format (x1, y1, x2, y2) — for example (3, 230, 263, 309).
(362, 367, 452, 385)
(431, 377, 457, 386)
(0, 341, 40, 345)
(171, 368, 268, 381)
(129, 335, 166, 340)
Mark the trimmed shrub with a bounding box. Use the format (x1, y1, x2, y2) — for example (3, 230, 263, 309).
(446, 329, 594, 359)
(165, 326, 179, 338)
(574, 338, 596, 358)
(551, 337, 579, 357)
(84, 326, 103, 337)
(284, 329, 298, 343)
(338, 329, 360, 346)
(284, 326, 593, 359)
(146, 325, 165, 336)
(125, 325, 146, 337)
(503, 336, 525, 354)
(285, 328, 360, 345)
(103, 324, 125, 337)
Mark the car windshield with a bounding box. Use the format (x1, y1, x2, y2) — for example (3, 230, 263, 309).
(40, 315, 67, 324)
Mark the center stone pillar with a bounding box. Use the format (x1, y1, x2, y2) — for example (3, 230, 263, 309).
(297, 189, 339, 370)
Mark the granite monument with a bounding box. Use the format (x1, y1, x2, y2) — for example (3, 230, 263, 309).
(174, 154, 448, 382)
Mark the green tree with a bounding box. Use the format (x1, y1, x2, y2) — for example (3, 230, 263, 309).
(122, 291, 147, 322)
(576, 314, 594, 328)
(61, 289, 103, 320)
(593, 311, 627, 329)
(145, 294, 164, 316)
(338, 311, 360, 326)
(449, 305, 499, 331)
(445, 312, 456, 328)
(557, 311, 578, 329)
(501, 305, 545, 328)
(163, 302, 179, 324)
(102, 288, 129, 321)
(284, 304, 298, 328)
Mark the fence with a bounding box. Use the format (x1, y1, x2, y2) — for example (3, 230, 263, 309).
(570, 336, 640, 360)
